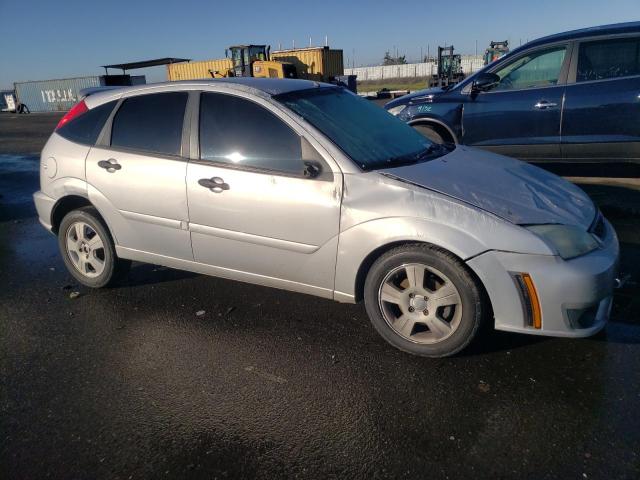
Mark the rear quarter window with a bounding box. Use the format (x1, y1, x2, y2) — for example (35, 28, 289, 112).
(56, 100, 116, 145)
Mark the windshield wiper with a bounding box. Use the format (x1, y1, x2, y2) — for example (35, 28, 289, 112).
(401, 144, 440, 162)
(375, 144, 442, 169)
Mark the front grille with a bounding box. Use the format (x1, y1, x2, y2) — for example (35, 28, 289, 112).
(589, 211, 606, 241)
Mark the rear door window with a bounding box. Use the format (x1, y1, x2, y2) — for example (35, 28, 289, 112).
(57, 100, 116, 145)
(199, 92, 303, 176)
(577, 37, 640, 82)
(111, 92, 188, 156)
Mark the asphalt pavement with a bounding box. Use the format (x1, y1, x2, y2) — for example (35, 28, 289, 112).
(1, 113, 639, 479)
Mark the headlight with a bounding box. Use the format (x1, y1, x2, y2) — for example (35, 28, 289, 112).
(526, 224, 599, 260)
(387, 104, 406, 116)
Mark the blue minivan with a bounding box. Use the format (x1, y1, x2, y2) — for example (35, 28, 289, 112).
(385, 22, 640, 175)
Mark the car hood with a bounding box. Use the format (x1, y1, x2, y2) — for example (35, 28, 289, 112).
(384, 87, 446, 109)
(380, 146, 596, 228)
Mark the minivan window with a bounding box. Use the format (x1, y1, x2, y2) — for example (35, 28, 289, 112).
(111, 92, 187, 156)
(577, 37, 640, 82)
(199, 92, 303, 175)
(275, 87, 436, 171)
(492, 46, 567, 91)
(57, 100, 116, 145)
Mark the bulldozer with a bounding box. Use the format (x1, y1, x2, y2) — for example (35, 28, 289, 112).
(209, 45, 298, 79)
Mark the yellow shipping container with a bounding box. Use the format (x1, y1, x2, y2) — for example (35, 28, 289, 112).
(167, 59, 232, 81)
(166, 47, 344, 82)
(271, 47, 344, 81)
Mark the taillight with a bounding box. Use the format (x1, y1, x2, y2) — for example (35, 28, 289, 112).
(56, 100, 88, 130)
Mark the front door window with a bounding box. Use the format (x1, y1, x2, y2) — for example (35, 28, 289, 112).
(492, 46, 567, 91)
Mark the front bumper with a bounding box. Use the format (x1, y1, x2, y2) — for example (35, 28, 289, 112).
(467, 218, 619, 337)
(33, 190, 55, 232)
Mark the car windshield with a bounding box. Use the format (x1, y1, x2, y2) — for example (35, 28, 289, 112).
(274, 87, 445, 170)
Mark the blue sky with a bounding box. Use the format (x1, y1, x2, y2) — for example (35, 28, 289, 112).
(1, 0, 637, 88)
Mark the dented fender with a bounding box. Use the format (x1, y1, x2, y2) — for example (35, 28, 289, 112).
(333, 172, 553, 301)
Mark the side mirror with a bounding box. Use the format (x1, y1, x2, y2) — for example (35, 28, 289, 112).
(300, 136, 332, 180)
(471, 72, 500, 93)
(303, 161, 322, 179)
(225, 49, 229, 58)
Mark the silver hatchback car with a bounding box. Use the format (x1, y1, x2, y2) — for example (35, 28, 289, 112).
(34, 78, 619, 357)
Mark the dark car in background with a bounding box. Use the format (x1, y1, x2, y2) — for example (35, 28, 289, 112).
(385, 22, 640, 176)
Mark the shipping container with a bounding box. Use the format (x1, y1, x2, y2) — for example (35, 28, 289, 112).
(271, 47, 343, 81)
(167, 47, 344, 82)
(15, 76, 102, 112)
(167, 59, 233, 81)
(14, 75, 147, 112)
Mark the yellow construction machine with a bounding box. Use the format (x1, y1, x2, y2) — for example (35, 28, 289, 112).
(210, 45, 298, 79)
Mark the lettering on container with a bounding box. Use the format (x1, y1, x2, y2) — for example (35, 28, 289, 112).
(40, 89, 76, 104)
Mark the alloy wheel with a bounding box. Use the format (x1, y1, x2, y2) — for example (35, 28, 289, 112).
(65, 221, 106, 278)
(378, 263, 463, 344)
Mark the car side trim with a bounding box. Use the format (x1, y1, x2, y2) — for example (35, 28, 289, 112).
(120, 209, 185, 230)
(115, 246, 333, 299)
(189, 222, 320, 254)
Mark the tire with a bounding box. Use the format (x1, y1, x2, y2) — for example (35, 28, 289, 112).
(412, 124, 445, 144)
(58, 207, 130, 288)
(364, 244, 484, 357)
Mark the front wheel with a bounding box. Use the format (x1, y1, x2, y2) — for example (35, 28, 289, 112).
(412, 124, 444, 144)
(58, 207, 130, 288)
(364, 244, 485, 357)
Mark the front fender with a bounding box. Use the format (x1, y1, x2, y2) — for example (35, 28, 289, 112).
(401, 102, 463, 141)
(333, 216, 487, 302)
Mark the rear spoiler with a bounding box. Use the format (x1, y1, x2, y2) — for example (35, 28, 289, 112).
(78, 86, 123, 100)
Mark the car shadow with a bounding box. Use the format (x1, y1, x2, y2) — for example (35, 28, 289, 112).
(114, 263, 200, 288)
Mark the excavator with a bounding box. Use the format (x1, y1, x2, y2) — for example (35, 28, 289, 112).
(209, 45, 297, 79)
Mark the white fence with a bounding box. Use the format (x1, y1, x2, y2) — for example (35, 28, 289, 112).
(345, 55, 484, 81)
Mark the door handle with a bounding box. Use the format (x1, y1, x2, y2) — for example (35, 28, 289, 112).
(98, 159, 122, 172)
(534, 100, 558, 110)
(198, 177, 230, 193)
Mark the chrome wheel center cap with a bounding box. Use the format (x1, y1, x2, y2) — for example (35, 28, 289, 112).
(410, 295, 427, 311)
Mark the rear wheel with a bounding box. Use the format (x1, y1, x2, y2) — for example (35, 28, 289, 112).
(58, 207, 130, 288)
(364, 244, 484, 357)
(412, 124, 445, 144)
